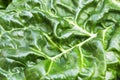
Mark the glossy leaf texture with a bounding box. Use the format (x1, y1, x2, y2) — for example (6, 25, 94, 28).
(0, 0, 120, 80)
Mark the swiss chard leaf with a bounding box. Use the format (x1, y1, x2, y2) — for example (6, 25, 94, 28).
(0, 0, 120, 80)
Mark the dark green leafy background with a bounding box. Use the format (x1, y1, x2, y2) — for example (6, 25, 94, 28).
(0, 0, 120, 80)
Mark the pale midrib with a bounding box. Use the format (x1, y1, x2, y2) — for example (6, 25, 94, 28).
(51, 33, 97, 60)
(65, 19, 93, 36)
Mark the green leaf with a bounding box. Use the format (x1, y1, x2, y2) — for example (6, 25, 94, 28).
(0, 0, 120, 80)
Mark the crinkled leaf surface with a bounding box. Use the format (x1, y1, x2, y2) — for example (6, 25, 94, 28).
(0, 0, 120, 80)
